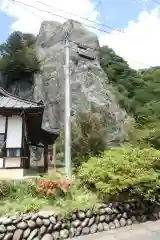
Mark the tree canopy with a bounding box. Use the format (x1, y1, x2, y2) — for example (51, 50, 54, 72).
(100, 46, 160, 147)
(0, 31, 39, 84)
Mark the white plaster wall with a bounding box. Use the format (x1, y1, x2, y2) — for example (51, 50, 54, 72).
(5, 158, 21, 168)
(0, 158, 3, 168)
(0, 116, 6, 133)
(6, 116, 22, 148)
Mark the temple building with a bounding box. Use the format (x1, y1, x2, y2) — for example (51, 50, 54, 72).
(0, 87, 58, 179)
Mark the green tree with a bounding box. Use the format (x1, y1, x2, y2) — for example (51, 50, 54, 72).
(78, 147, 160, 202)
(0, 31, 39, 84)
(100, 46, 160, 146)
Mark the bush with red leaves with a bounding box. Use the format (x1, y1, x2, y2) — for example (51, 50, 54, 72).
(36, 178, 73, 196)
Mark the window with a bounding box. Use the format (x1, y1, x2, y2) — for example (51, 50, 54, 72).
(7, 149, 21, 157)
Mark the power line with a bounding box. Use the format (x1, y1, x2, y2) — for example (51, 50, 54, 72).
(15, 1, 44, 20)
(91, 0, 103, 12)
(11, 0, 112, 35)
(10, 0, 72, 40)
(36, 0, 124, 33)
(150, 0, 160, 4)
(10, 0, 155, 68)
(86, 0, 102, 21)
(11, 0, 123, 34)
(134, 0, 160, 12)
(133, 0, 141, 4)
(10, 0, 68, 21)
(133, 0, 149, 10)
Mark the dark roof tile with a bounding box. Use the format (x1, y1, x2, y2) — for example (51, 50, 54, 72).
(0, 87, 44, 109)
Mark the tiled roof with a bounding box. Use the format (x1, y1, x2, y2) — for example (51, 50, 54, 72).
(0, 87, 44, 109)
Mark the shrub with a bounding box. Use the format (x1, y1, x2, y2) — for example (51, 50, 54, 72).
(56, 111, 107, 168)
(129, 121, 160, 149)
(8, 179, 37, 199)
(36, 178, 72, 196)
(0, 181, 10, 199)
(36, 179, 59, 196)
(78, 147, 160, 201)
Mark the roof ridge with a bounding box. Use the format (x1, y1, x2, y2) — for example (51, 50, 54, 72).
(0, 87, 44, 106)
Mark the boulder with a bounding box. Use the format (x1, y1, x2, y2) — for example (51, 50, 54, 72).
(0, 20, 130, 146)
(34, 20, 130, 145)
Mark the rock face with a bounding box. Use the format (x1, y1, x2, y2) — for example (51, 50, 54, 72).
(0, 20, 130, 145)
(34, 20, 130, 145)
(0, 72, 34, 101)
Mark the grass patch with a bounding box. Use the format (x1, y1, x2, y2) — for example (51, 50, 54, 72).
(46, 182, 99, 216)
(0, 197, 46, 217)
(0, 176, 100, 217)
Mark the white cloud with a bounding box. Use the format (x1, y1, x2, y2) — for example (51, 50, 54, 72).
(1, 1, 160, 70)
(0, 0, 99, 34)
(99, 8, 160, 69)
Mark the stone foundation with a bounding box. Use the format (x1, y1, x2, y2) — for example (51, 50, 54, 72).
(0, 200, 159, 239)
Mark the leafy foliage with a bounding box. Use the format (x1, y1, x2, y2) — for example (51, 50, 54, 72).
(8, 179, 37, 199)
(56, 111, 107, 167)
(78, 147, 160, 202)
(36, 178, 72, 196)
(0, 31, 39, 85)
(100, 46, 160, 145)
(0, 181, 10, 199)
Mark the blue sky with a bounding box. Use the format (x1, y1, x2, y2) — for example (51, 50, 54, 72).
(100, 0, 155, 27)
(0, 0, 160, 69)
(0, 12, 14, 43)
(0, 0, 155, 43)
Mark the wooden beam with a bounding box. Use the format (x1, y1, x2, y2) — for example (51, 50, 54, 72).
(52, 143, 56, 169)
(3, 116, 8, 160)
(44, 144, 48, 173)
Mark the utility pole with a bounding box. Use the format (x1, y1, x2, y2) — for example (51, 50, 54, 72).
(64, 33, 72, 179)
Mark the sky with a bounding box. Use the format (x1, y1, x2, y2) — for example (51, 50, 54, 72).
(0, 0, 160, 69)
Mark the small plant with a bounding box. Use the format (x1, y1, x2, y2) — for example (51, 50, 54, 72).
(0, 181, 10, 199)
(36, 179, 59, 196)
(36, 178, 72, 196)
(60, 179, 73, 193)
(8, 179, 37, 199)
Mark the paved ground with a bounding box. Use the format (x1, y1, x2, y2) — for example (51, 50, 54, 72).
(74, 220, 160, 240)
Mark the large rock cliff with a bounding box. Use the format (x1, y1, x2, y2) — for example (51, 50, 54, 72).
(0, 20, 130, 146)
(34, 20, 130, 145)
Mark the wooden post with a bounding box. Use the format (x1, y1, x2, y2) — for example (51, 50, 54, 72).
(52, 143, 56, 169)
(44, 144, 48, 173)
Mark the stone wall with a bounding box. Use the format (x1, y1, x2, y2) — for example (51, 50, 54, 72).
(0, 200, 159, 240)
